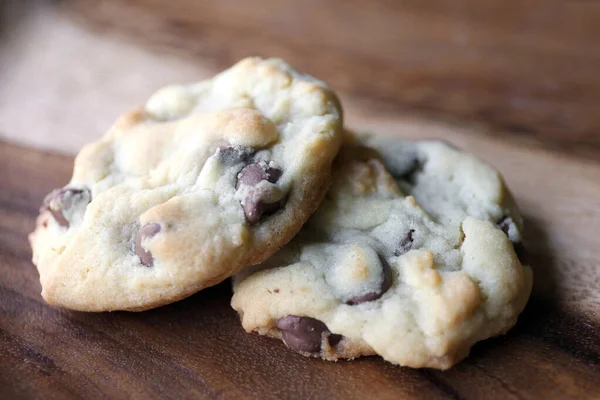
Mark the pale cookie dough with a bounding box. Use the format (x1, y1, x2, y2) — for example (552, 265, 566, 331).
(231, 133, 532, 369)
(29, 57, 343, 311)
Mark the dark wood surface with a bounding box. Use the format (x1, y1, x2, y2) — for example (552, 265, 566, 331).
(1, 0, 600, 398)
(1, 133, 600, 399)
(64, 0, 600, 160)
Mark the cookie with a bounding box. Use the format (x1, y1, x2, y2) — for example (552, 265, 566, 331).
(231, 133, 532, 369)
(29, 57, 343, 311)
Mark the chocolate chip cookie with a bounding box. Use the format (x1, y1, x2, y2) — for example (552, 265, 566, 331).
(29, 57, 342, 311)
(231, 133, 532, 369)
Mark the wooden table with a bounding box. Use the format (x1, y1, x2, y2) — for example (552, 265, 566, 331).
(1, 1, 599, 399)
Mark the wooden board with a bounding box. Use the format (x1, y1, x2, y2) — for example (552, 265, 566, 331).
(1, 117, 599, 399)
(1, 1, 599, 398)
(2, 0, 600, 159)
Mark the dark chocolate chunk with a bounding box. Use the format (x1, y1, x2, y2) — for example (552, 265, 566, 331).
(346, 256, 393, 305)
(216, 145, 255, 165)
(277, 316, 333, 353)
(236, 162, 284, 223)
(346, 291, 381, 305)
(404, 162, 424, 185)
(497, 216, 514, 237)
(328, 334, 343, 347)
(394, 229, 415, 256)
(41, 188, 91, 228)
(236, 162, 282, 189)
(379, 143, 420, 180)
(236, 163, 266, 188)
(386, 148, 421, 184)
(265, 166, 283, 183)
(394, 155, 419, 179)
(135, 223, 161, 267)
(241, 196, 286, 224)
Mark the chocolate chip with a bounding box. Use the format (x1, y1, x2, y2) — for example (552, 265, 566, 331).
(277, 316, 338, 353)
(497, 216, 513, 237)
(328, 334, 343, 347)
(386, 149, 421, 184)
(135, 223, 161, 267)
(241, 196, 286, 224)
(346, 256, 393, 305)
(378, 143, 420, 179)
(404, 162, 424, 185)
(216, 145, 255, 165)
(41, 188, 91, 228)
(236, 162, 282, 189)
(395, 156, 420, 179)
(346, 292, 380, 305)
(394, 229, 415, 256)
(236, 162, 284, 223)
(42, 190, 69, 227)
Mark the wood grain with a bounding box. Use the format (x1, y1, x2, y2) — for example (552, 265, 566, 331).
(63, 0, 600, 159)
(1, 116, 599, 398)
(2, 0, 600, 160)
(1, 1, 600, 398)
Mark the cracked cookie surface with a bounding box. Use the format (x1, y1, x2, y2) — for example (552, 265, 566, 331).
(29, 57, 342, 311)
(231, 133, 532, 369)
